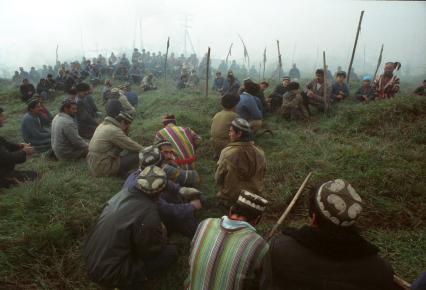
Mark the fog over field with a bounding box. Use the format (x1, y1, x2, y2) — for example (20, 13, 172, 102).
(0, 0, 425, 77)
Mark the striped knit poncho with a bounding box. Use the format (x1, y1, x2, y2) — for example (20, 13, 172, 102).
(186, 217, 271, 290)
(155, 124, 200, 170)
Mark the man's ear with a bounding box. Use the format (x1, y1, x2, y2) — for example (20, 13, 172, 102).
(310, 212, 317, 226)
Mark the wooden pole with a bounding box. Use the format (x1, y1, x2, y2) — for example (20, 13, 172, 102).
(347, 10, 365, 84)
(225, 43, 233, 65)
(205, 47, 211, 97)
(164, 37, 170, 81)
(323, 51, 328, 112)
(263, 47, 266, 80)
(277, 40, 282, 81)
(266, 172, 313, 240)
(373, 44, 384, 81)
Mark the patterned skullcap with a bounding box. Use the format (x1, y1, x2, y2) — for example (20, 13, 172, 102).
(316, 179, 363, 227)
(137, 165, 167, 195)
(162, 114, 176, 125)
(139, 145, 162, 168)
(116, 111, 134, 123)
(155, 139, 173, 148)
(237, 190, 269, 213)
(110, 88, 120, 97)
(231, 118, 251, 132)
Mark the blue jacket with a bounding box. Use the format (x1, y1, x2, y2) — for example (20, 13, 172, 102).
(331, 82, 349, 102)
(21, 112, 51, 146)
(236, 92, 263, 121)
(124, 171, 195, 220)
(126, 91, 139, 107)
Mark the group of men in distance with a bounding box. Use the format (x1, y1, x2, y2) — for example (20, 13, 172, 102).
(1, 56, 426, 290)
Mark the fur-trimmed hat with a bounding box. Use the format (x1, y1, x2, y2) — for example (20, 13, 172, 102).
(116, 111, 134, 123)
(316, 179, 363, 227)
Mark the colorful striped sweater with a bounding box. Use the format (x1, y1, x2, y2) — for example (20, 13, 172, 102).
(155, 124, 200, 169)
(186, 217, 271, 290)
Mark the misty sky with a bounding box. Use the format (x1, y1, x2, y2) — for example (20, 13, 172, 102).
(0, 0, 425, 77)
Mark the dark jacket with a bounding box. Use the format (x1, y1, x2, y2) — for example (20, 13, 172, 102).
(76, 97, 98, 139)
(0, 137, 26, 177)
(20, 83, 35, 102)
(270, 226, 395, 290)
(84, 186, 167, 287)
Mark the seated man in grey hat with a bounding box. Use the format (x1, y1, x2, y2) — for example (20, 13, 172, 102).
(215, 118, 266, 207)
(279, 82, 309, 121)
(123, 145, 203, 238)
(186, 190, 272, 289)
(87, 111, 143, 177)
(269, 179, 395, 290)
(84, 166, 178, 290)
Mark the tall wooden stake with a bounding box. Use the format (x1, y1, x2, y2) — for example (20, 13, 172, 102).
(323, 51, 329, 112)
(164, 37, 170, 81)
(205, 47, 211, 97)
(347, 10, 365, 84)
(277, 40, 282, 81)
(373, 44, 384, 81)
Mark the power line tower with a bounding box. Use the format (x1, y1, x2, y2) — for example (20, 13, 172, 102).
(181, 15, 196, 57)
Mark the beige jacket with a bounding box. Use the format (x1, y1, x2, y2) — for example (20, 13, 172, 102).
(87, 117, 143, 176)
(215, 141, 266, 204)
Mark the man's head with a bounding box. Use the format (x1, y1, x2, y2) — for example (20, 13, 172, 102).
(229, 190, 269, 226)
(282, 77, 290, 87)
(335, 71, 347, 83)
(287, 81, 300, 92)
(216, 71, 222, 77)
(221, 93, 240, 110)
(139, 145, 163, 169)
(136, 165, 167, 199)
(162, 114, 176, 126)
(227, 71, 235, 81)
(259, 81, 269, 91)
(315, 69, 324, 83)
(384, 62, 401, 77)
(156, 140, 175, 163)
(60, 100, 77, 117)
(362, 75, 371, 87)
(308, 179, 363, 231)
(22, 78, 29, 85)
(105, 79, 112, 87)
(0, 107, 5, 127)
(115, 111, 134, 131)
(243, 79, 260, 96)
(27, 98, 43, 115)
(229, 118, 251, 142)
(75, 82, 91, 97)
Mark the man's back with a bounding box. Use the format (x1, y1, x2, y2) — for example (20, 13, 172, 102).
(84, 186, 163, 287)
(270, 226, 395, 290)
(215, 141, 266, 203)
(187, 217, 270, 290)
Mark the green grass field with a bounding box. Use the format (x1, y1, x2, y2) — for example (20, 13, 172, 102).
(0, 79, 425, 289)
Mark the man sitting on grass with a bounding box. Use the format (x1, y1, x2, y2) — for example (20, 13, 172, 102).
(84, 166, 178, 290)
(0, 107, 37, 188)
(269, 179, 395, 290)
(21, 97, 51, 153)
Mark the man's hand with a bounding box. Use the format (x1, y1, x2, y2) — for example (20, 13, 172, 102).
(22, 145, 34, 156)
(307, 90, 315, 98)
(179, 187, 201, 201)
(190, 199, 202, 210)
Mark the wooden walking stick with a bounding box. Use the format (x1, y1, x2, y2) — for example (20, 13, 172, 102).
(393, 274, 411, 290)
(266, 172, 313, 240)
(347, 10, 365, 84)
(323, 51, 329, 112)
(205, 47, 211, 97)
(373, 44, 384, 81)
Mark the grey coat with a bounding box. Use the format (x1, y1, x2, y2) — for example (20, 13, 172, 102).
(51, 113, 88, 160)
